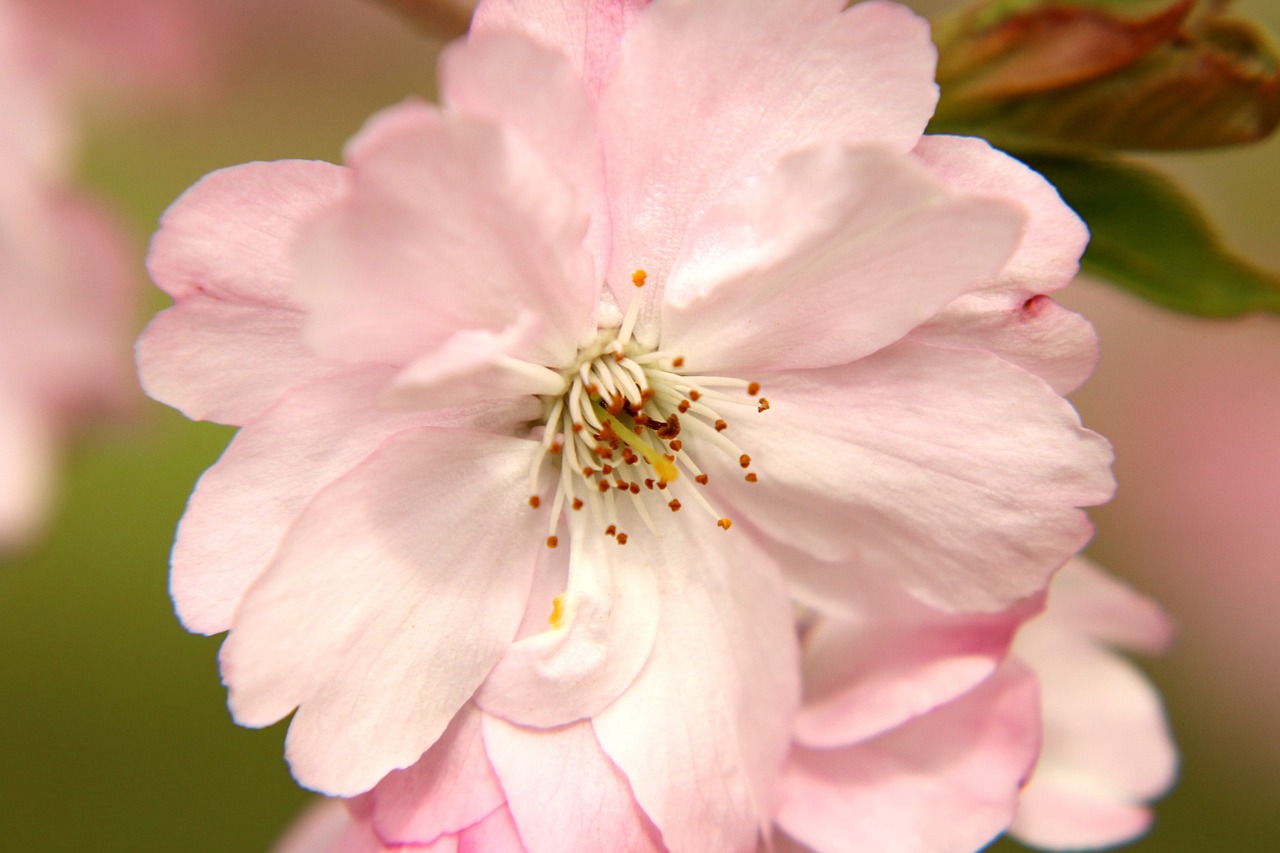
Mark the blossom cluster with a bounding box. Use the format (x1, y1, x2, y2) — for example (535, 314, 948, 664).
(0, 0, 136, 548)
(137, 0, 1175, 850)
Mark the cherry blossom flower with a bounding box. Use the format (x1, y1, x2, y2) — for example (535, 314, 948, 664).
(138, 0, 1114, 841)
(0, 2, 133, 549)
(269, 560, 1171, 853)
(774, 558, 1174, 852)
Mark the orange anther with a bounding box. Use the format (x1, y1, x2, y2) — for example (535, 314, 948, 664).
(546, 536, 559, 548)
(747, 382, 761, 395)
(528, 496, 541, 509)
(717, 518, 733, 530)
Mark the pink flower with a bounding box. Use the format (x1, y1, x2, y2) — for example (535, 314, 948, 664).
(772, 558, 1174, 853)
(138, 0, 1113, 842)
(0, 3, 133, 548)
(271, 560, 1172, 853)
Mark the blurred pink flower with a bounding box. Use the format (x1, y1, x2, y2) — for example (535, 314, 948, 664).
(0, 3, 133, 549)
(775, 558, 1174, 853)
(138, 0, 1112, 841)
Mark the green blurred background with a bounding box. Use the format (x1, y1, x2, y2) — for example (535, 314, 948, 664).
(1, 0, 1277, 850)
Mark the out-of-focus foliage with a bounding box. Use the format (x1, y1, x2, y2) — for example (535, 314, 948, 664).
(927, 0, 1280, 317)
(1025, 153, 1280, 314)
(932, 0, 1280, 151)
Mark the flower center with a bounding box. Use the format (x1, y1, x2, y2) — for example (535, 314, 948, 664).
(528, 271, 769, 547)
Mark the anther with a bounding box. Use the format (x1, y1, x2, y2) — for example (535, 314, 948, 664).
(616, 533, 629, 545)
(669, 439, 683, 452)
(606, 525, 617, 537)
(629, 482, 641, 494)
(572, 498, 584, 510)
(747, 382, 761, 395)
(717, 518, 733, 530)
(632, 269, 647, 287)
(758, 398, 770, 412)
(745, 473, 758, 483)
(550, 442, 563, 454)
(695, 474, 709, 485)
(739, 454, 751, 468)
(546, 536, 559, 548)
(689, 390, 701, 401)
(715, 419, 728, 432)
(528, 496, 541, 509)
(668, 499, 682, 512)
(672, 356, 685, 368)
(678, 400, 691, 414)
(598, 481, 610, 493)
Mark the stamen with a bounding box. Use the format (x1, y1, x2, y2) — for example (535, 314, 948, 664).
(617, 269, 647, 346)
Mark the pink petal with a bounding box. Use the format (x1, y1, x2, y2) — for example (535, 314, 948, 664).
(470, 0, 644, 98)
(476, 522, 660, 728)
(140, 160, 349, 424)
(440, 30, 610, 280)
(710, 341, 1114, 612)
(658, 145, 1025, 373)
(600, 0, 939, 292)
(1037, 557, 1173, 655)
(136, 298, 336, 426)
(912, 136, 1087, 295)
(169, 368, 437, 635)
(273, 801, 378, 853)
(908, 136, 1097, 394)
(296, 102, 596, 370)
(775, 663, 1042, 853)
(0, 376, 53, 548)
(593, 516, 799, 853)
(364, 704, 506, 846)
(1011, 563, 1177, 850)
(382, 316, 568, 411)
(148, 159, 347, 306)
(457, 805, 527, 853)
(482, 717, 664, 853)
(794, 570, 1039, 748)
(219, 427, 547, 795)
(1013, 787, 1153, 852)
(910, 291, 1099, 396)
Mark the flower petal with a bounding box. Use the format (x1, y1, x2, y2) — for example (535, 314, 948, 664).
(0, 376, 53, 548)
(274, 801, 383, 853)
(457, 805, 526, 853)
(1035, 557, 1173, 655)
(169, 368, 436, 635)
(470, 0, 644, 98)
(710, 341, 1114, 612)
(912, 136, 1087, 295)
(908, 136, 1097, 394)
(296, 102, 596, 369)
(793, 570, 1039, 748)
(363, 704, 506, 847)
(775, 663, 1042, 853)
(136, 298, 335, 426)
(658, 145, 1025, 373)
(440, 30, 610, 281)
(476, 521, 660, 728)
(220, 427, 546, 795)
(147, 160, 348, 306)
(140, 160, 349, 424)
(601, 0, 939, 292)
(483, 717, 664, 853)
(1011, 562, 1177, 850)
(593, 516, 799, 853)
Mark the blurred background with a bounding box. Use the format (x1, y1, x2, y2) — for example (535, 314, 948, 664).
(0, 0, 1275, 850)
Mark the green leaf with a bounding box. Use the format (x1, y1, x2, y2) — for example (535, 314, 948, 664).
(1020, 153, 1280, 316)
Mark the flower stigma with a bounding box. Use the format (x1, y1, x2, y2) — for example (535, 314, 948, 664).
(528, 270, 769, 547)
